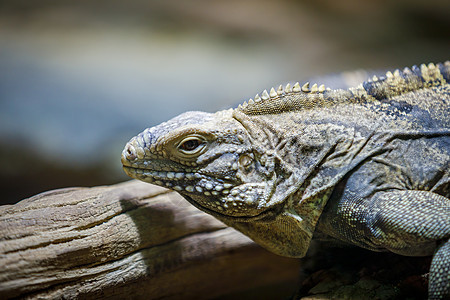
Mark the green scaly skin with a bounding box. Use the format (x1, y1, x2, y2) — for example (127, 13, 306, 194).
(122, 62, 450, 299)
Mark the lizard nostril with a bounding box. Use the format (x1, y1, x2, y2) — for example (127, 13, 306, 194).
(124, 144, 137, 161)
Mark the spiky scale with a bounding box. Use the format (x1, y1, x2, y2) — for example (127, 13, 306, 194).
(302, 82, 310, 92)
(255, 94, 261, 102)
(285, 83, 292, 93)
(311, 83, 318, 93)
(261, 90, 270, 100)
(412, 65, 420, 74)
(293, 82, 301, 92)
(403, 67, 412, 75)
(318, 84, 325, 92)
(277, 85, 283, 95)
(420, 63, 428, 73)
(270, 87, 277, 98)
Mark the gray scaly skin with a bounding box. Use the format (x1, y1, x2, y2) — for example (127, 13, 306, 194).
(122, 62, 450, 299)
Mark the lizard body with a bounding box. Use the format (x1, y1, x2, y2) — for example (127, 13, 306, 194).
(122, 62, 450, 299)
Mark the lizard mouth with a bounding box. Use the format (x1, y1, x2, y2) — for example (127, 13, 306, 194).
(122, 165, 235, 195)
(124, 165, 279, 220)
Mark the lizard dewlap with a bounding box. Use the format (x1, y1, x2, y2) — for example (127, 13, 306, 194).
(122, 62, 450, 299)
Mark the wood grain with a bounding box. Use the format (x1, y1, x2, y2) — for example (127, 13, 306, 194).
(0, 180, 300, 299)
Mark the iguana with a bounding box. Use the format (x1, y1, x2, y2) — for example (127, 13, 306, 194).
(121, 62, 450, 299)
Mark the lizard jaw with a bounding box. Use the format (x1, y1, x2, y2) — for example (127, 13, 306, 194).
(122, 165, 234, 196)
(123, 165, 277, 218)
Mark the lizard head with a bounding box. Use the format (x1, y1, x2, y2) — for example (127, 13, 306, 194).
(121, 109, 282, 220)
(121, 82, 356, 257)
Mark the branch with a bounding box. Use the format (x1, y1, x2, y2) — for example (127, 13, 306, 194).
(0, 180, 299, 299)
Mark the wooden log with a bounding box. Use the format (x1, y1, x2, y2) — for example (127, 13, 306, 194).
(0, 180, 300, 299)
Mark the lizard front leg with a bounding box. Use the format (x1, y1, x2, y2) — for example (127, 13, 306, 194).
(320, 189, 449, 299)
(430, 237, 449, 300)
(366, 191, 449, 299)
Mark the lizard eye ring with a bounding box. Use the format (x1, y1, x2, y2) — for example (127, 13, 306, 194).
(177, 136, 207, 156)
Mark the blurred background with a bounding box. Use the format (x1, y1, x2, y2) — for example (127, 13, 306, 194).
(1, 0, 449, 205)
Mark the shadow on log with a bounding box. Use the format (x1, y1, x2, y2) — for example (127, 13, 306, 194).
(0, 180, 300, 299)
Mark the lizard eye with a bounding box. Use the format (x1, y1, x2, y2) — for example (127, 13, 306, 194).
(177, 136, 206, 155)
(180, 139, 201, 151)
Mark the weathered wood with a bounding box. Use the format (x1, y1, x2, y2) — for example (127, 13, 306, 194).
(0, 180, 300, 299)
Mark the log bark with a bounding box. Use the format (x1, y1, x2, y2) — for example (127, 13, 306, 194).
(0, 180, 300, 299)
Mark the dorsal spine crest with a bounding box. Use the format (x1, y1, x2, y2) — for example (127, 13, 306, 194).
(236, 81, 329, 115)
(236, 61, 449, 115)
(363, 62, 448, 100)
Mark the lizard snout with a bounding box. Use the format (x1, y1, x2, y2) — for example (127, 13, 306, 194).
(122, 142, 137, 163)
